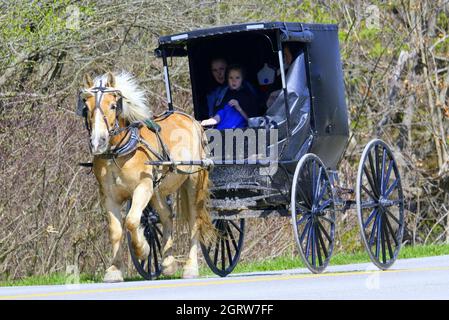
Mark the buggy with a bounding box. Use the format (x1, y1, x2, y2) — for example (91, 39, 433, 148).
(127, 22, 405, 278)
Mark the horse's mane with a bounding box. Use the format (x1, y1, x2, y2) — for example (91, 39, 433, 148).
(93, 71, 152, 122)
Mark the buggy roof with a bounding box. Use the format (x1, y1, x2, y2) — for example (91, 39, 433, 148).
(156, 22, 337, 54)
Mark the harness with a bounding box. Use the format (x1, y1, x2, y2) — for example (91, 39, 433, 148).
(77, 88, 199, 187)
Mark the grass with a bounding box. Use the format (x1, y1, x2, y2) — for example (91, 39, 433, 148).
(1, 244, 448, 287)
(201, 243, 449, 276)
(0, 273, 102, 287)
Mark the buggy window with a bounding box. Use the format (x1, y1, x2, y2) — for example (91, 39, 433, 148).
(189, 32, 280, 120)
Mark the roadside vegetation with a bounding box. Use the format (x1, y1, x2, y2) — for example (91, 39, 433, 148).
(1, 244, 448, 286)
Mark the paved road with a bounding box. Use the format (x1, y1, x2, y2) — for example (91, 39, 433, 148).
(1, 255, 448, 300)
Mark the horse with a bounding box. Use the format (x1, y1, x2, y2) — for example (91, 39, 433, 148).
(76, 71, 215, 282)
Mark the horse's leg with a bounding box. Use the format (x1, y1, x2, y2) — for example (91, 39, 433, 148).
(180, 178, 201, 279)
(150, 193, 177, 276)
(103, 198, 124, 283)
(125, 181, 152, 260)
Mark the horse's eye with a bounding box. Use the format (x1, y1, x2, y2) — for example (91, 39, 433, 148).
(111, 104, 117, 110)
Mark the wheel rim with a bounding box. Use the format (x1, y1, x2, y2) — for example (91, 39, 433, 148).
(200, 218, 245, 277)
(356, 139, 404, 269)
(291, 154, 335, 273)
(127, 203, 163, 280)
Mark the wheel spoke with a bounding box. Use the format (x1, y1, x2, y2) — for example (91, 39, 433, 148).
(148, 238, 153, 278)
(362, 184, 377, 201)
(317, 220, 332, 243)
(363, 164, 379, 198)
(225, 237, 233, 267)
(380, 148, 387, 194)
(305, 222, 313, 260)
(221, 238, 226, 271)
(311, 223, 316, 266)
(383, 159, 394, 195)
(375, 145, 382, 193)
(368, 152, 380, 193)
(384, 212, 399, 247)
(213, 235, 220, 266)
(382, 213, 394, 259)
(369, 213, 379, 247)
(297, 183, 312, 208)
(225, 223, 239, 251)
(152, 238, 159, 274)
(380, 214, 386, 264)
(315, 179, 328, 206)
(318, 215, 335, 225)
(229, 220, 243, 234)
(375, 213, 382, 259)
(313, 166, 323, 205)
(300, 219, 312, 243)
(385, 208, 402, 226)
(317, 199, 332, 211)
(312, 161, 317, 203)
(363, 208, 378, 229)
(314, 224, 323, 266)
(154, 225, 163, 238)
(296, 202, 311, 214)
(385, 177, 399, 198)
(153, 226, 162, 253)
(316, 223, 329, 258)
(296, 213, 310, 227)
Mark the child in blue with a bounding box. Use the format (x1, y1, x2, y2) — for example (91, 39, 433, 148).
(201, 65, 259, 129)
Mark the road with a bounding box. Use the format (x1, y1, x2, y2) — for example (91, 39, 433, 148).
(0, 255, 448, 300)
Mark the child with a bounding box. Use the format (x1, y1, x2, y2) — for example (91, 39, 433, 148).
(201, 65, 259, 129)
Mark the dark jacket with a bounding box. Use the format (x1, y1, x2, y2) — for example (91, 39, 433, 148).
(214, 85, 264, 118)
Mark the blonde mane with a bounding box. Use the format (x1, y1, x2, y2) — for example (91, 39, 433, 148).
(93, 71, 152, 122)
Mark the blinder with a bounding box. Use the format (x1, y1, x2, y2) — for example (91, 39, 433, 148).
(116, 96, 123, 115)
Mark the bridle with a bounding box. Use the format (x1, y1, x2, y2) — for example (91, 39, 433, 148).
(76, 82, 125, 138)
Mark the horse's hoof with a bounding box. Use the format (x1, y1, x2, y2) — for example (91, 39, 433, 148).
(103, 266, 124, 283)
(162, 257, 178, 276)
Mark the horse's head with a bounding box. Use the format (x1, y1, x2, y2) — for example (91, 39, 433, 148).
(77, 72, 124, 155)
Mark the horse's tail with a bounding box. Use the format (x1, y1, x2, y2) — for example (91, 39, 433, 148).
(176, 168, 216, 246)
(194, 168, 216, 245)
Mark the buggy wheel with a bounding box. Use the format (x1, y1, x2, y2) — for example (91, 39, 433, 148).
(291, 153, 336, 274)
(356, 139, 404, 270)
(200, 218, 245, 277)
(126, 201, 163, 280)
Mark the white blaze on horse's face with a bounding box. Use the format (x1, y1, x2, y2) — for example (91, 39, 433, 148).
(86, 93, 118, 155)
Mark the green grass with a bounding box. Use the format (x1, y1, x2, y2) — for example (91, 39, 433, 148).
(0, 273, 102, 287)
(1, 244, 448, 287)
(200, 244, 449, 276)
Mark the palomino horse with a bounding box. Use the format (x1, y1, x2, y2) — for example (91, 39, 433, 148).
(77, 71, 214, 282)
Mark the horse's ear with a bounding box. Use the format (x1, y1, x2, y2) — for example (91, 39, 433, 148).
(106, 72, 116, 88)
(83, 73, 93, 88)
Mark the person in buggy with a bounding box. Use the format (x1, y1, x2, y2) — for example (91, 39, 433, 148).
(201, 65, 261, 129)
(206, 58, 260, 118)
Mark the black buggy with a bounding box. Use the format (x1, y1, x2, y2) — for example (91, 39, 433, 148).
(127, 22, 405, 279)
